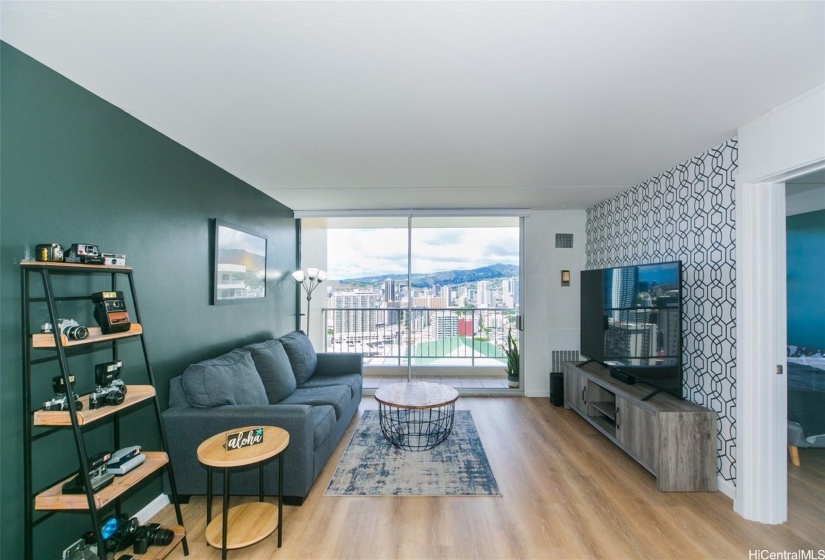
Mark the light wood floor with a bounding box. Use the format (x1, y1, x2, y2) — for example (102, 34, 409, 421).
(154, 397, 824, 559)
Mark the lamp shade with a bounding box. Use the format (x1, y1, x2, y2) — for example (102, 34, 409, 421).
(292, 270, 305, 282)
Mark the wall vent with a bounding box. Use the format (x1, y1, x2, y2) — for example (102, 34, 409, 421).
(551, 350, 580, 372)
(555, 233, 574, 248)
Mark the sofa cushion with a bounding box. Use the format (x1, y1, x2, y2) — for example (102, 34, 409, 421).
(181, 349, 268, 408)
(279, 331, 318, 385)
(309, 405, 336, 451)
(278, 385, 350, 420)
(244, 339, 297, 404)
(299, 373, 362, 400)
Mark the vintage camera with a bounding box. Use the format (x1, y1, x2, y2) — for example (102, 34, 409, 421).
(65, 244, 104, 264)
(35, 243, 64, 262)
(42, 318, 89, 341)
(62, 451, 114, 494)
(43, 374, 83, 411)
(62, 536, 99, 560)
(101, 253, 126, 266)
(43, 394, 83, 411)
(92, 291, 131, 334)
(100, 514, 174, 553)
(89, 361, 127, 410)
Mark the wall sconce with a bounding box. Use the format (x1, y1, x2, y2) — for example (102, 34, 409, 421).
(561, 270, 570, 287)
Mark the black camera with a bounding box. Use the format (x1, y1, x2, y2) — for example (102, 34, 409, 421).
(88, 386, 125, 409)
(43, 374, 83, 411)
(92, 291, 131, 334)
(100, 514, 174, 553)
(132, 523, 175, 554)
(62, 451, 114, 494)
(89, 361, 127, 410)
(42, 318, 89, 341)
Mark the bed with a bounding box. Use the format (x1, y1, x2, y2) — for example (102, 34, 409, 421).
(787, 345, 825, 466)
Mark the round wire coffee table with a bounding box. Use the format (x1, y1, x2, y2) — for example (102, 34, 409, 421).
(374, 382, 459, 451)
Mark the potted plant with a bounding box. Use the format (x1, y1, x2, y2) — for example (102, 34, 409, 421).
(505, 327, 519, 388)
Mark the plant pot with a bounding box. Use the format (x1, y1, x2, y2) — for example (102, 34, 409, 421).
(507, 375, 519, 388)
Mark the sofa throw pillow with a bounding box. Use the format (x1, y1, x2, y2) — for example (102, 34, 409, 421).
(245, 339, 297, 404)
(181, 349, 268, 408)
(279, 330, 318, 385)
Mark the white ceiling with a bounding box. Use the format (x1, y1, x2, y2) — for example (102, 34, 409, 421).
(2, 1, 824, 212)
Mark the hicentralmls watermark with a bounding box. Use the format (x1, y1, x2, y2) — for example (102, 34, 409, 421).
(748, 551, 825, 560)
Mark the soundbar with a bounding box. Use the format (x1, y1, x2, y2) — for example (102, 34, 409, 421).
(609, 367, 635, 385)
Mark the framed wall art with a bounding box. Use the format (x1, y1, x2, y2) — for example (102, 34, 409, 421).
(213, 219, 267, 304)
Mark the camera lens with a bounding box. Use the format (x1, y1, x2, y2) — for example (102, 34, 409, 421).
(62, 325, 89, 340)
(149, 527, 174, 546)
(106, 391, 125, 406)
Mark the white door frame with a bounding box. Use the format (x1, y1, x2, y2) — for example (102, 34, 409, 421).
(735, 159, 825, 523)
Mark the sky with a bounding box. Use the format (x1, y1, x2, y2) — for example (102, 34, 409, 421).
(327, 227, 519, 279)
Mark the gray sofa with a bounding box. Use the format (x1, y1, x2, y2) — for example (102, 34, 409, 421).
(162, 331, 362, 504)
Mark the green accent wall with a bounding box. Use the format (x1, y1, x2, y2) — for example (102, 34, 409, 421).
(1, 42, 298, 559)
(787, 209, 825, 350)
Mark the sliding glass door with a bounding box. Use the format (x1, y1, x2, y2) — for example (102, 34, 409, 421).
(319, 214, 522, 391)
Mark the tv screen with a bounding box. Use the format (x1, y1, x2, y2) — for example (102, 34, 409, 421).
(580, 261, 683, 398)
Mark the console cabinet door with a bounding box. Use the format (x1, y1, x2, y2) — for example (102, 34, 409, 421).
(615, 396, 658, 474)
(564, 366, 587, 413)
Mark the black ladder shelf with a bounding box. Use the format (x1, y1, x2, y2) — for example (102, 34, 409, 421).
(21, 261, 189, 559)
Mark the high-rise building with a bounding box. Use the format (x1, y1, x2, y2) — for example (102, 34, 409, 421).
(332, 291, 378, 337)
(382, 278, 396, 302)
(430, 314, 459, 339)
(477, 281, 490, 307)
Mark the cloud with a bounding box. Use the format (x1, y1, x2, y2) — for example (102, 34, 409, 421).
(328, 227, 518, 279)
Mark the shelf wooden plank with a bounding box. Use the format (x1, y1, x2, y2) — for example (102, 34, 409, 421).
(590, 401, 617, 421)
(34, 385, 155, 426)
(206, 502, 278, 549)
(31, 323, 142, 348)
(590, 415, 617, 439)
(134, 525, 186, 560)
(35, 451, 168, 511)
(20, 260, 132, 272)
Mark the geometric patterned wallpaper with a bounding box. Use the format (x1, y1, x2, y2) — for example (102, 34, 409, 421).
(586, 139, 738, 484)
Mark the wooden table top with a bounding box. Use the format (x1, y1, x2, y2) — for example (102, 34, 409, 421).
(374, 382, 459, 409)
(197, 425, 289, 468)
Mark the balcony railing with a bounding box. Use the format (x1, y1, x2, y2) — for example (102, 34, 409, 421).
(321, 306, 519, 367)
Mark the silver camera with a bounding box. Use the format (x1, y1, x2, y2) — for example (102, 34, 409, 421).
(41, 319, 89, 341)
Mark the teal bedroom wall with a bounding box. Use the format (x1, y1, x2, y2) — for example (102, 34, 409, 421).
(1, 42, 298, 559)
(787, 209, 825, 350)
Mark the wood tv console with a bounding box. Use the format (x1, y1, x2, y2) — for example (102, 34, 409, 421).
(563, 361, 717, 492)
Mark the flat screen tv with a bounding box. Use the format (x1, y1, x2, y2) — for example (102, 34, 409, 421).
(580, 261, 683, 399)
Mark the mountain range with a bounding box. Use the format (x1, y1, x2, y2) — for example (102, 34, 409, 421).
(332, 263, 518, 288)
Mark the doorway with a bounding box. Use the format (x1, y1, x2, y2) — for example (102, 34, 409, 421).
(784, 170, 825, 540)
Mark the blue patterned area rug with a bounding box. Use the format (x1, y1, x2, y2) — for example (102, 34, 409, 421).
(325, 410, 501, 496)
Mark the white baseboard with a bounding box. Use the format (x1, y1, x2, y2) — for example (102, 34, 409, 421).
(134, 494, 170, 524)
(717, 475, 736, 500)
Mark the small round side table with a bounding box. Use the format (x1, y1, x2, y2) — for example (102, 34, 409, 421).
(197, 425, 289, 559)
(374, 382, 459, 451)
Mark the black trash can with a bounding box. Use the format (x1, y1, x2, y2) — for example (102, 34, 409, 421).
(549, 371, 564, 406)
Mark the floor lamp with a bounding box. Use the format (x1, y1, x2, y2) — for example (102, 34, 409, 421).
(292, 268, 327, 336)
